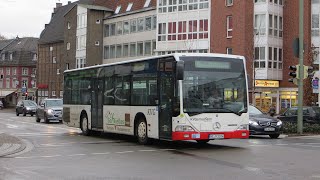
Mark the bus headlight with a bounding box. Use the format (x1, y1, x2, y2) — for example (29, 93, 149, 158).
(237, 124, 248, 130)
(175, 125, 195, 132)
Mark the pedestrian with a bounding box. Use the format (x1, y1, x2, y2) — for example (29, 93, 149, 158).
(269, 105, 276, 117)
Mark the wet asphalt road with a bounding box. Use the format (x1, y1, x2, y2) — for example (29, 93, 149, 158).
(1, 111, 320, 180)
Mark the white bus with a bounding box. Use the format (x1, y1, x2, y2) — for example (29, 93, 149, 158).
(63, 53, 249, 144)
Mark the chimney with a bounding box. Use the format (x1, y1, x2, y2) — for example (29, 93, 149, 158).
(68, 1, 71, 4)
(56, 3, 62, 8)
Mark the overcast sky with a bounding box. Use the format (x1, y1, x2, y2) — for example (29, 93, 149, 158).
(0, 0, 77, 39)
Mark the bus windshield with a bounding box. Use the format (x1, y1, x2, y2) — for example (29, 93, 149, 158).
(180, 56, 247, 116)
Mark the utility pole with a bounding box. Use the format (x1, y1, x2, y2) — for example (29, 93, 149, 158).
(297, 0, 304, 134)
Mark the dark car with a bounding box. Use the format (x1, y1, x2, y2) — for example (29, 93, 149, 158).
(36, 98, 63, 123)
(277, 106, 320, 124)
(249, 105, 283, 139)
(16, 100, 37, 116)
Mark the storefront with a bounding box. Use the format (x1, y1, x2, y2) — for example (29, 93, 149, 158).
(252, 80, 298, 114)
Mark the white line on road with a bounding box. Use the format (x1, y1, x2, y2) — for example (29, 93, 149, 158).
(6, 124, 19, 129)
(67, 154, 86, 156)
(248, 145, 268, 147)
(138, 149, 157, 152)
(160, 149, 176, 151)
(275, 144, 288, 146)
(115, 151, 134, 154)
(91, 152, 110, 155)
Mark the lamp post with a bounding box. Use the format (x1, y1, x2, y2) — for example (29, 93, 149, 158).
(297, 0, 304, 134)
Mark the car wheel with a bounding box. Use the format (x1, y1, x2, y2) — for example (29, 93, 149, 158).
(44, 114, 49, 123)
(23, 110, 26, 116)
(80, 115, 90, 136)
(16, 110, 19, 116)
(135, 118, 150, 145)
(269, 134, 280, 139)
(196, 140, 210, 144)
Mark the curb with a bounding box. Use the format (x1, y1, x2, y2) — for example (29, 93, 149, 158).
(0, 133, 26, 157)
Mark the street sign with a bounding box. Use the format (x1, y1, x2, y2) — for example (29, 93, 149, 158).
(21, 87, 27, 93)
(313, 78, 319, 94)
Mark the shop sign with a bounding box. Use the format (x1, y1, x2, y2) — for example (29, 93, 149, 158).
(255, 80, 279, 87)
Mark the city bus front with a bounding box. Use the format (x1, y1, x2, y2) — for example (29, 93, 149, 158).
(172, 55, 249, 141)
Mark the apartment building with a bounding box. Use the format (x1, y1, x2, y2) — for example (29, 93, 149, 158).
(0, 37, 38, 107)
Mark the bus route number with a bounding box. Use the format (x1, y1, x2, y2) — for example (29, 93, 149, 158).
(147, 109, 156, 116)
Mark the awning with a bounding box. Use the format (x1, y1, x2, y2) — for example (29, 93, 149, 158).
(0, 90, 15, 98)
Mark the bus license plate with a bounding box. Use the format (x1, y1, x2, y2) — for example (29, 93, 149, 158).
(209, 134, 224, 139)
(264, 127, 275, 131)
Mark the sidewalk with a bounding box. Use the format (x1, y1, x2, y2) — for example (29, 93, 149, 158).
(0, 133, 26, 157)
(0, 107, 15, 113)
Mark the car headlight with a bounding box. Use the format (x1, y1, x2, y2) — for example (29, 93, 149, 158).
(249, 120, 258, 126)
(175, 125, 195, 132)
(26, 107, 30, 110)
(277, 120, 282, 126)
(47, 109, 53, 114)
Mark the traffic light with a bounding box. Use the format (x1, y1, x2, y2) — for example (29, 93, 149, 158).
(303, 65, 314, 79)
(289, 65, 299, 83)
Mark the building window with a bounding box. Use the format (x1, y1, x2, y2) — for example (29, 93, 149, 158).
(115, 5, 121, 14)
(137, 42, 144, 56)
(116, 21, 123, 35)
(104, 46, 109, 59)
(50, 46, 53, 51)
(66, 63, 70, 70)
(226, 0, 233, 6)
(123, 44, 129, 57)
(152, 15, 157, 30)
(57, 69, 60, 75)
(110, 45, 116, 59)
(279, 16, 283, 37)
(53, 57, 56, 64)
(6, 68, 10, 75)
(110, 23, 116, 36)
(254, 47, 266, 68)
(178, 0, 187, 11)
(1, 53, 4, 60)
(199, 0, 209, 9)
(67, 22, 71, 29)
(22, 68, 28, 75)
(130, 43, 136, 57)
(123, 21, 130, 34)
(189, 0, 198, 10)
(9, 53, 13, 60)
(144, 41, 151, 55)
(138, 18, 144, 32)
(168, 22, 177, 40)
(116, 44, 122, 58)
(188, 20, 197, 39)
(144, 0, 151, 7)
(52, 91, 56, 97)
(6, 78, 10, 88)
(32, 53, 37, 61)
(145, 16, 152, 31)
(130, 19, 137, 33)
(152, 40, 156, 55)
(199, 19, 208, 39)
(254, 14, 266, 35)
(274, 15, 278, 37)
(12, 68, 16, 75)
(104, 24, 110, 37)
(227, 16, 233, 38)
(268, 14, 273, 36)
(158, 0, 167, 13)
(312, 14, 320, 36)
(76, 58, 86, 68)
(178, 21, 187, 40)
(158, 23, 167, 41)
(127, 3, 133, 11)
(168, 0, 177, 12)
(67, 42, 70, 50)
(227, 48, 232, 54)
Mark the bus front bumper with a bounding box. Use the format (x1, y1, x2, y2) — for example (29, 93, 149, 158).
(172, 130, 249, 141)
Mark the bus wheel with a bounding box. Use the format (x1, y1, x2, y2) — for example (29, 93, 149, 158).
(196, 140, 210, 144)
(81, 115, 90, 136)
(136, 118, 149, 145)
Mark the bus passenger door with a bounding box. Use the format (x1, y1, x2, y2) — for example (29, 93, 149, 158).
(91, 78, 104, 129)
(159, 61, 173, 140)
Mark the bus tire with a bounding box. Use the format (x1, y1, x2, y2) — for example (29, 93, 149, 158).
(136, 118, 149, 145)
(81, 115, 90, 136)
(196, 140, 210, 144)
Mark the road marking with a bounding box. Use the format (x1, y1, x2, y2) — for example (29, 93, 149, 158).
(40, 155, 62, 158)
(115, 151, 134, 154)
(160, 148, 176, 151)
(138, 149, 157, 152)
(67, 154, 86, 156)
(91, 152, 110, 155)
(275, 144, 288, 146)
(249, 144, 268, 147)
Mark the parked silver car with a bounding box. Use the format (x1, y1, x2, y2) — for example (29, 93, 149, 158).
(36, 98, 63, 123)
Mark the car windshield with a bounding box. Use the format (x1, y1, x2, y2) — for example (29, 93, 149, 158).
(248, 105, 263, 115)
(180, 56, 247, 115)
(24, 101, 37, 106)
(45, 99, 63, 107)
(312, 107, 320, 114)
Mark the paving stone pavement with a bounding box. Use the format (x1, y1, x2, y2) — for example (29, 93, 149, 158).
(0, 133, 26, 157)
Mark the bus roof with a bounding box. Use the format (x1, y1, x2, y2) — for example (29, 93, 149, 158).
(64, 53, 245, 74)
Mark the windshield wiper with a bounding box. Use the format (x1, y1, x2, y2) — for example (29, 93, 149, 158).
(222, 107, 247, 116)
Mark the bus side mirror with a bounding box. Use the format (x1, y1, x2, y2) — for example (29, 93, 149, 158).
(176, 61, 184, 80)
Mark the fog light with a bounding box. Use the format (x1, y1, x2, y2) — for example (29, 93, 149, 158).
(184, 134, 190, 138)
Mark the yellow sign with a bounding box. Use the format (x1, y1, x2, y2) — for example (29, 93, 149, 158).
(255, 80, 279, 87)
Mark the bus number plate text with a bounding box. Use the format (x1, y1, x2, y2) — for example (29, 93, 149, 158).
(209, 134, 224, 139)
